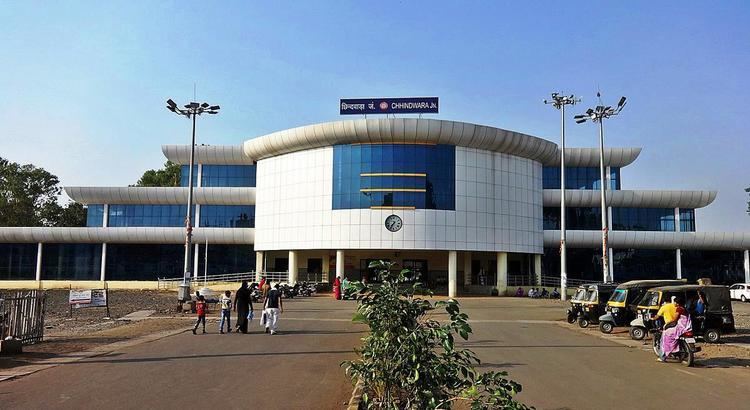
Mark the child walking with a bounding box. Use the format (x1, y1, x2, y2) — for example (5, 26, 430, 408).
(192, 295, 207, 334)
(219, 290, 232, 334)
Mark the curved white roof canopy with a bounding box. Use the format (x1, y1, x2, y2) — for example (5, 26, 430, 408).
(0, 227, 254, 244)
(65, 187, 255, 206)
(544, 230, 750, 251)
(243, 118, 560, 163)
(544, 147, 642, 167)
(543, 190, 717, 209)
(161, 145, 253, 165)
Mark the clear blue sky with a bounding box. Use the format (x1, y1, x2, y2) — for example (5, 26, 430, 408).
(2, 1, 748, 231)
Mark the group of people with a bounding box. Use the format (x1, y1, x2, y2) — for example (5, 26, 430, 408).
(332, 275, 350, 300)
(515, 287, 560, 299)
(192, 277, 284, 336)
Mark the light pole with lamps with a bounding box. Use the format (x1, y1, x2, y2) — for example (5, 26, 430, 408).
(544, 92, 580, 300)
(166, 99, 220, 301)
(574, 94, 626, 283)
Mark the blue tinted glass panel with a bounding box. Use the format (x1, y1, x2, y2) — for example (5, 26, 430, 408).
(612, 249, 676, 282)
(612, 208, 675, 231)
(200, 205, 255, 228)
(542, 167, 620, 190)
(332, 144, 455, 210)
(679, 209, 695, 232)
(0, 243, 37, 279)
(201, 165, 256, 187)
(180, 165, 198, 187)
(86, 204, 104, 227)
(108, 205, 194, 227)
(41, 244, 101, 280)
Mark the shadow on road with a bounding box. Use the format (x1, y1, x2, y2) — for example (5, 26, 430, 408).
(40, 349, 355, 366)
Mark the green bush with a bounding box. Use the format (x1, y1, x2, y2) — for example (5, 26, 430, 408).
(343, 260, 531, 409)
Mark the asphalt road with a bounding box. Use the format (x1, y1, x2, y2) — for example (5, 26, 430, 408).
(2, 296, 749, 410)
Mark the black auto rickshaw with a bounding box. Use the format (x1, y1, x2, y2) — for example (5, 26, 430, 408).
(632, 284, 735, 343)
(577, 283, 618, 328)
(598, 279, 687, 334)
(566, 285, 590, 324)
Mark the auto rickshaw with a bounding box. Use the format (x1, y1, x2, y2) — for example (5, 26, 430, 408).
(566, 285, 590, 324)
(576, 283, 618, 328)
(631, 284, 735, 343)
(598, 279, 687, 334)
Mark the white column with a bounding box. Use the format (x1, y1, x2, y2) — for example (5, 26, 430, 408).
(496, 252, 508, 296)
(194, 204, 201, 227)
(744, 250, 749, 283)
(534, 254, 542, 286)
(255, 251, 264, 282)
(100, 243, 107, 282)
(448, 251, 457, 298)
(35, 242, 43, 281)
(674, 208, 681, 232)
(463, 251, 472, 286)
(193, 244, 200, 280)
(197, 163, 203, 187)
(102, 204, 109, 227)
(336, 250, 345, 280)
(676, 248, 682, 279)
(322, 253, 331, 283)
(288, 250, 298, 285)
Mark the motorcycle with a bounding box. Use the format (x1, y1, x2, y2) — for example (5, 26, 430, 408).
(651, 327, 700, 367)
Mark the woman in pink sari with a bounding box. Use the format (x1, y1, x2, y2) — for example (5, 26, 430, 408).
(659, 307, 692, 362)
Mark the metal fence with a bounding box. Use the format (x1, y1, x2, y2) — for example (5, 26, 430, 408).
(0, 290, 46, 345)
(507, 274, 601, 288)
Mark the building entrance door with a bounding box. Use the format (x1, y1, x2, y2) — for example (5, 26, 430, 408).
(307, 258, 323, 281)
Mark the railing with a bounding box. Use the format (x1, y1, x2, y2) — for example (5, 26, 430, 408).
(158, 271, 328, 290)
(0, 290, 46, 345)
(507, 274, 602, 288)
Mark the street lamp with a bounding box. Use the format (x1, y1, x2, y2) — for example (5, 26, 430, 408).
(166, 98, 220, 302)
(544, 93, 580, 300)
(574, 94, 626, 283)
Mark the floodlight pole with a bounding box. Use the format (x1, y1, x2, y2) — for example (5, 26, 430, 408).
(183, 111, 197, 289)
(545, 93, 579, 301)
(166, 99, 220, 302)
(574, 95, 626, 284)
(597, 119, 610, 283)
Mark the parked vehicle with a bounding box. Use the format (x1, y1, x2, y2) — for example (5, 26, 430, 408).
(651, 327, 700, 367)
(729, 283, 750, 302)
(598, 279, 687, 334)
(566, 285, 589, 324)
(577, 284, 618, 328)
(635, 284, 735, 343)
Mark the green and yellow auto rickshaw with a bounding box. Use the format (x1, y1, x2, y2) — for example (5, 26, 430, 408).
(576, 283, 618, 328)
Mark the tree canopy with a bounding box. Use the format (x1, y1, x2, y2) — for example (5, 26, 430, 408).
(134, 161, 181, 187)
(0, 157, 86, 227)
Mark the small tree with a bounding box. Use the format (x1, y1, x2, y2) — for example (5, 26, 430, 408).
(343, 260, 531, 409)
(134, 161, 181, 187)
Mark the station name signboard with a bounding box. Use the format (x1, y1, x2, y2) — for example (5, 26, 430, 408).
(340, 97, 439, 115)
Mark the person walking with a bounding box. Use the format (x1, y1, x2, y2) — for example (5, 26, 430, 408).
(234, 281, 253, 334)
(264, 283, 283, 335)
(333, 276, 342, 300)
(219, 290, 232, 334)
(192, 295, 207, 334)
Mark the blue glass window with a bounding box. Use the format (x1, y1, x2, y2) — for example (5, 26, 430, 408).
(543, 207, 602, 230)
(108, 205, 194, 227)
(679, 209, 695, 232)
(332, 144, 455, 210)
(86, 204, 104, 227)
(0, 243, 37, 279)
(200, 205, 255, 228)
(612, 208, 675, 231)
(681, 250, 744, 284)
(41, 244, 101, 280)
(180, 165, 256, 187)
(543, 167, 620, 190)
(612, 249, 677, 282)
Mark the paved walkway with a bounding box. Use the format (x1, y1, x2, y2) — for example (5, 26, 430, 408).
(0, 297, 364, 410)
